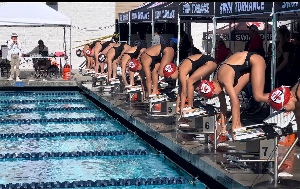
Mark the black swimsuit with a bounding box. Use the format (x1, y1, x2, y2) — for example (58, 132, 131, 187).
(112, 43, 126, 61)
(185, 55, 216, 76)
(123, 46, 144, 59)
(100, 41, 111, 52)
(89, 40, 101, 49)
(144, 44, 169, 71)
(221, 52, 256, 87)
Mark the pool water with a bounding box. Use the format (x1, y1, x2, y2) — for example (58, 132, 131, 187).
(0, 91, 206, 188)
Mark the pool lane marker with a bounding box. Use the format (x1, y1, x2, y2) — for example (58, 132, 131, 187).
(0, 176, 186, 188)
(0, 130, 127, 139)
(0, 98, 85, 104)
(0, 107, 96, 113)
(0, 117, 106, 124)
(0, 92, 78, 96)
(0, 149, 149, 161)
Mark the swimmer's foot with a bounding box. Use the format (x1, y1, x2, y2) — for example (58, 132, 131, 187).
(229, 127, 247, 141)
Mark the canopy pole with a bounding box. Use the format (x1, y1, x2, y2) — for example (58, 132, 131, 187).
(63, 27, 67, 64)
(23, 27, 26, 54)
(229, 22, 232, 49)
(264, 20, 268, 53)
(176, 12, 181, 87)
(206, 23, 209, 54)
(271, 3, 277, 115)
(210, 17, 217, 81)
(69, 26, 72, 66)
(128, 14, 131, 45)
(151, 9, 155, 46)
(118, 20, 121, 42)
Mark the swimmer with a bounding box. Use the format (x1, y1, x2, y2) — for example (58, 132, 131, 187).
(163, 48, 217, 114)
(198, 51, 269, 138)
(121, 44, 147, 87)
(140, 44, 174, 97)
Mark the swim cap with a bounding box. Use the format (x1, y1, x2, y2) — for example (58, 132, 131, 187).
(76, 49, 82, 57)
(163, 63, 176, 78)
(85, 48, 93, 57)
(128, 58, 140, 72)
(268, 86, 291, 111)
(98, 53, 106, 63)
(199, 80, 215, 99)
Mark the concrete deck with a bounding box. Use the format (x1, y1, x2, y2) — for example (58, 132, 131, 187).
(0, 71, 300, 189)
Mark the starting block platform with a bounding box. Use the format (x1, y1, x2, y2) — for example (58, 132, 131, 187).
(222, 111, 298, 185)
(124, 86, 144, 105)
(81, 69, 95, 76)
(146, 94, 177, 117)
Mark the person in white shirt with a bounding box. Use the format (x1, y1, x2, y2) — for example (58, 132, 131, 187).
(7, 33, 22, 81)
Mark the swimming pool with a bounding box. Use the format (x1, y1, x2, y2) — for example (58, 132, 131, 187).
(0, 91, 207, 188)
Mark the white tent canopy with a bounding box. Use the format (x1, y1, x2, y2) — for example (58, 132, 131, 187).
(0, 2, 71, 26)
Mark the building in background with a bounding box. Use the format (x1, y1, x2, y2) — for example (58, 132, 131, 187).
(115, 2, 144, 20)
(0, 2, 116, 69)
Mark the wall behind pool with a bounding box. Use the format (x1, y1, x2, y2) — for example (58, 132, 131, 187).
(0, 2, 115, 69)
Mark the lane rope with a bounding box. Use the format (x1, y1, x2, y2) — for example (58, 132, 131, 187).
(0, 176, 186, 188)
(0, 130, 127, 139)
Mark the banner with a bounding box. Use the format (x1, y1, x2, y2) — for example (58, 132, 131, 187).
(118, 12, 129, 23)
(179, 2, 214, 16)
(215, 2, 273, 17)
(203, 32, 272, 41)
(154, 7, 178, 22)
(131, 10, 151, 22)
(274, 2, 300, 13)
(202, 33, 229, 41)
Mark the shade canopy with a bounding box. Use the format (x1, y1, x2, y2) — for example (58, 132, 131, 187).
(0, 2, 71, 26)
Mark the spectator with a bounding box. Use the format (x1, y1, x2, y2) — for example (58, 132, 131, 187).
(244, 40, 251, 51)
(179, 30, 192, 62)
(247, 24, 264, 56)
(152, 28, 165, 46)
(276, 26, 294, 87)
(291, 34, 300, 84)
(7, 33, 22, 81)
(27, 39, 49, 56)
(134, 32, 147, 47)
(215, 38, 232, 64)
(244, 24, 265, 114)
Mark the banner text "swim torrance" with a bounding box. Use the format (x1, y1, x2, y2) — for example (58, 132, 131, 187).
(219, 2, 264, 15)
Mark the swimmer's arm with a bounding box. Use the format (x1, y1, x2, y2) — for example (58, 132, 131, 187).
(276, 52, 289, 72)
(137, 52, 143, 61)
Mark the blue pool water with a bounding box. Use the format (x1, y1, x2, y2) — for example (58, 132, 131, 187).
(0, 91, 206, 188)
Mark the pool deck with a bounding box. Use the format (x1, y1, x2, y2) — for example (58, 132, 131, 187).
(1, 70, 300, 189)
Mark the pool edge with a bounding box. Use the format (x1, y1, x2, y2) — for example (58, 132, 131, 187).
(79, 84, 248, 189)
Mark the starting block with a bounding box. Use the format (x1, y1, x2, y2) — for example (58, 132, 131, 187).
(147, 94, 177, 117)
(126, 86, 143, 104)
(92, 74, 107, 87)
(205, 93, 249, 111)
(159, 81, 169, 88)
(223, 111, 298, 185)
(176, 105, 217, 147)
(81, 69, 95, 76)
(181, 107, 207, 118)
